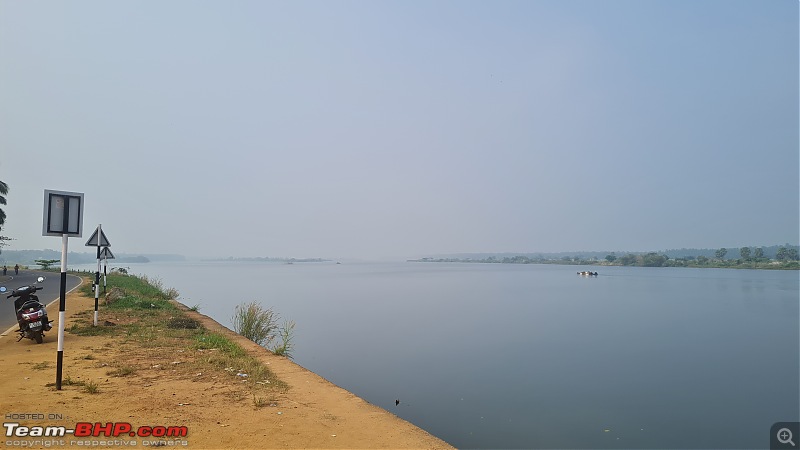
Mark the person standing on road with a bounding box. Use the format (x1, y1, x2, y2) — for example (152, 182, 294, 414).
(2, 266, 6, 276)
(14, 264, 19, 275)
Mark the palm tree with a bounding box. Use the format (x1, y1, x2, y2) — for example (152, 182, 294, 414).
(0, 180, 7, 227)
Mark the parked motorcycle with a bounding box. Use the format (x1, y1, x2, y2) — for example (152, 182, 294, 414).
(1, 276, 52, 343)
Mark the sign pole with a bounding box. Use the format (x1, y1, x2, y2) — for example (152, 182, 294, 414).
(93, 224, 102, 327)
(85, 224, 110, 327)
(56, 234, 68, 390)
(43, 189, 84, 391)
(103, 252, 107, 294)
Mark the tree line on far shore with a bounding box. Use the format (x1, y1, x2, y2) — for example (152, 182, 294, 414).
(603, 245, 798, 269)
(412, 245, 800, 270)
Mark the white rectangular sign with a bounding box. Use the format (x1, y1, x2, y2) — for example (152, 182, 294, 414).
(42, 190, 84, 237)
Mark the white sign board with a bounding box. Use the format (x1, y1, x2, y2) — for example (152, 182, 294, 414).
(42, 190, 84, 237)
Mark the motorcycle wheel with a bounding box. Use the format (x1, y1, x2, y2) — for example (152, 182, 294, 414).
(34, 332, 43, 344)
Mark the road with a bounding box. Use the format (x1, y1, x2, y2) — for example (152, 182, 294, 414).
(0, 270, 82, 331)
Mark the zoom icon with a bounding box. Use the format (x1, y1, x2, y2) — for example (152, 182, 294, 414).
(772, 422, 800, 449)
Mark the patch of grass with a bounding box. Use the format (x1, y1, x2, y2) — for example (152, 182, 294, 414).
(46, 375, 85, 387)
(66, 273, 287, 397)
(106, 295, 174, 310)
(232, 302, 278, 348)
(107, 366, 136, 377)
(253, 395, 269, 408)
(67, 323, 118, 336)
(193, 332, 286, 390)
(231, 301, 296, 358)
(272, 320, 296, 359)
(167, 317, 202, 330)
(189, 304, 201, 312)
(86, 273, 178, 310)
(83, 381, 100, 394)
(194, 332, 246, 358)
(32, 362, 50, 370)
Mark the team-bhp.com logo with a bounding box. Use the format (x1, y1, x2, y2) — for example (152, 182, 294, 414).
(5, 422, 188, 438)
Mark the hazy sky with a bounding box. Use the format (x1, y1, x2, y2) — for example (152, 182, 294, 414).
(1, 0, 797, 259)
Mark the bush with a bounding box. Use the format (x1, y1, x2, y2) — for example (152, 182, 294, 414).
(272, 320, 295, 358)
(232, 302, 278, 348)
(232, 302, 295, 358)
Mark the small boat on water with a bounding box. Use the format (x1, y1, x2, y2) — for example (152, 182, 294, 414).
(578, 271, 598, 276)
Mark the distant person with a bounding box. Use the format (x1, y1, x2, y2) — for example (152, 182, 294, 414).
(14, 264, 19, 275)
(2, 266, 6, 276)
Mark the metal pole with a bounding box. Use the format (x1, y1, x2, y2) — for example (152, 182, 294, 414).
(94, 224, 101, 327)
(103, 253, 107, 294)
(56, 234, 67, 390)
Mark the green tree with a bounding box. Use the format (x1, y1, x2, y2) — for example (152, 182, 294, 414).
(605, 254, 617, 262)
(715, 248, 727, 259)
(641, 252, 668, 267)
(739, 247, 751, 260)
(696, 255, 709, 264)
(776, 246, 788, 261)
(753, 247, 764, 260)
(34, 259, 60, 270)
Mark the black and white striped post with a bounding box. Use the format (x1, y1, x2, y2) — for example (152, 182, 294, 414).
(42, 190, 84, 391)
(100, 247, 114, 294)
(85, 225, 110, 327)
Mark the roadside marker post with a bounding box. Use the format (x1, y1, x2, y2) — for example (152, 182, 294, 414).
(42, 189, 84, 391)
(100, 247, 115, 294)
(85, 225, 111, 326)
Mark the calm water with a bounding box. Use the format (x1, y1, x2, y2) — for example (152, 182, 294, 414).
(73, 261, 799, 449)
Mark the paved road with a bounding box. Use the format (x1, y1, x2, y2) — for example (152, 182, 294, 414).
(0, 270, 82, 331)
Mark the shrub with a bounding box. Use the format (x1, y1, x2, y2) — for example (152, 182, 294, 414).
(272, 320, 295, 358)
(231, 302, 278, 348)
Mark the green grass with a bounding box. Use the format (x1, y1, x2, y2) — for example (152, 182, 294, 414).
(80, 273, 178, 310)
(231, 301, 277, 347)
(167, 316, 202, 329)
(272, 320, 295, 358)
(231, 301, 296, 359)
(67, 323, 118, 336)
(107, 366, 136, 377)
(193, 331, 286, 389)
(67, 272, 287, 395)
(194, 332, 247, 358)
(83, 380, 100, 394)
(46, 375, 85, 388)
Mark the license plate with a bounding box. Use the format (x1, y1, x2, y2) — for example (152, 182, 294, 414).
(28, 321, 42, 329)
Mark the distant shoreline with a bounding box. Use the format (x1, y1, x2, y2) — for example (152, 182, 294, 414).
(408, 256, 800, 270)
(204, 257, 332, 263)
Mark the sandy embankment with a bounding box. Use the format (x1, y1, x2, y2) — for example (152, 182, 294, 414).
(0, 276, 453, 449)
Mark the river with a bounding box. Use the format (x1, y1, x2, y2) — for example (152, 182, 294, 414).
(70, 261, 799, 449)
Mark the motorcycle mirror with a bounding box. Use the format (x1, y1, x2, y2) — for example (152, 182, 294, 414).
(36, 276, 45, 283)
(0, 287, 6, 293)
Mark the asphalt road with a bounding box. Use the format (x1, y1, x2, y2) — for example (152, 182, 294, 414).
(0, 270, 82, 331)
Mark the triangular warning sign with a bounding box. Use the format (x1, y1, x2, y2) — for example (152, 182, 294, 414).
(99, 247, 115, 259)
(85, 226, 111, 247)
